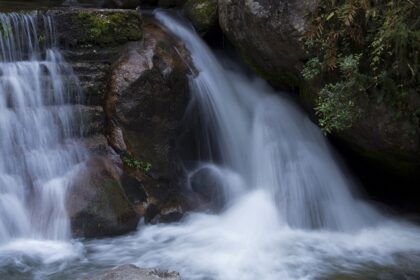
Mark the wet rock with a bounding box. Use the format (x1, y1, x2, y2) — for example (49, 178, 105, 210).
(184, 0, 217, 34)
(82, 264, 181, 280)
(77, 105, 105, 136)
(45, 8, 143, 104)
(67, 155, 140, 238)
(104, 20, 195, 223)
(189, 166, 225, 211)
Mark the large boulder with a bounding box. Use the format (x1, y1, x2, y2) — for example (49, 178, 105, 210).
(104, 20, 195, 224)
(81, 264, 181, 280)
(336, 100, 420, 179)
(218, 0, 317, 90)
(67, 150, 140, 238)
(184, 0, 218, 34)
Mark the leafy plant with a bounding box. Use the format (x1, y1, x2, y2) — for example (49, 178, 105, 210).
(123, 156, 152, 172)
(303, 0, 419, 133)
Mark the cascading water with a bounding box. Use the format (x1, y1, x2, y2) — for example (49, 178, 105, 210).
(0, 12, 86, 244)
(0, 10, 420, 280)
(161, 13, 381, 231)
(71, 12, 420, 279)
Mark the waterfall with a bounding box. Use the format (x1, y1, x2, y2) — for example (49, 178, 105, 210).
(0, 12, 86, 242)
(68, 11, 419, 280)
(0, 10, 419, 280)
(154, 12, 382, 231)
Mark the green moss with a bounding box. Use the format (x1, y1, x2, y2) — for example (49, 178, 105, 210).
(185, 0, 218, 33)
(75, 11, 142, 46)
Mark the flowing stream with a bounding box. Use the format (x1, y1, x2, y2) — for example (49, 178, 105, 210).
(0, 10, 420, 280)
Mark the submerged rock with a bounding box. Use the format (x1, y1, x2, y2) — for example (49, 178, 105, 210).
(82, 264, 182, 280)
(189, 166, 226, 211)
(184, 0, 218, 34)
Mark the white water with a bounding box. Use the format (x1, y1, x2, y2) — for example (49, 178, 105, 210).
(0, 12, 86, 248)
(1, 10, 420, 280)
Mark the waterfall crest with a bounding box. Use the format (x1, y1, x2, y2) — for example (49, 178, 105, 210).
(0, 12, 86, 242)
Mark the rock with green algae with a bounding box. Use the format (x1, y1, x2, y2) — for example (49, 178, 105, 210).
(42, 8, 144, 103)
(184, 0, 217, 34)
(47, 8, 142, 47)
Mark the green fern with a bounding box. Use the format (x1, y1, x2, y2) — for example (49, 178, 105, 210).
(303, 0, 419, 133)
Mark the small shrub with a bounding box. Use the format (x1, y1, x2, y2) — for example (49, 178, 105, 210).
(122, 156, 152, 172)
(303, 0, 419, 133)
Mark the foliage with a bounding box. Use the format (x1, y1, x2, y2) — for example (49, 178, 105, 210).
(303, 0, 420, 133)
(122, 156, 152, 172)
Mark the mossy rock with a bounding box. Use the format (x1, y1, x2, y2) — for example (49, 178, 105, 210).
(184, 0, 217, 34)
(48, 9, 143, 47)
(74, 10, 142, 46)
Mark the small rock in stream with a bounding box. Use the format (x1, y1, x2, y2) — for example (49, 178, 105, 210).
(82, 264, 182, 280)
